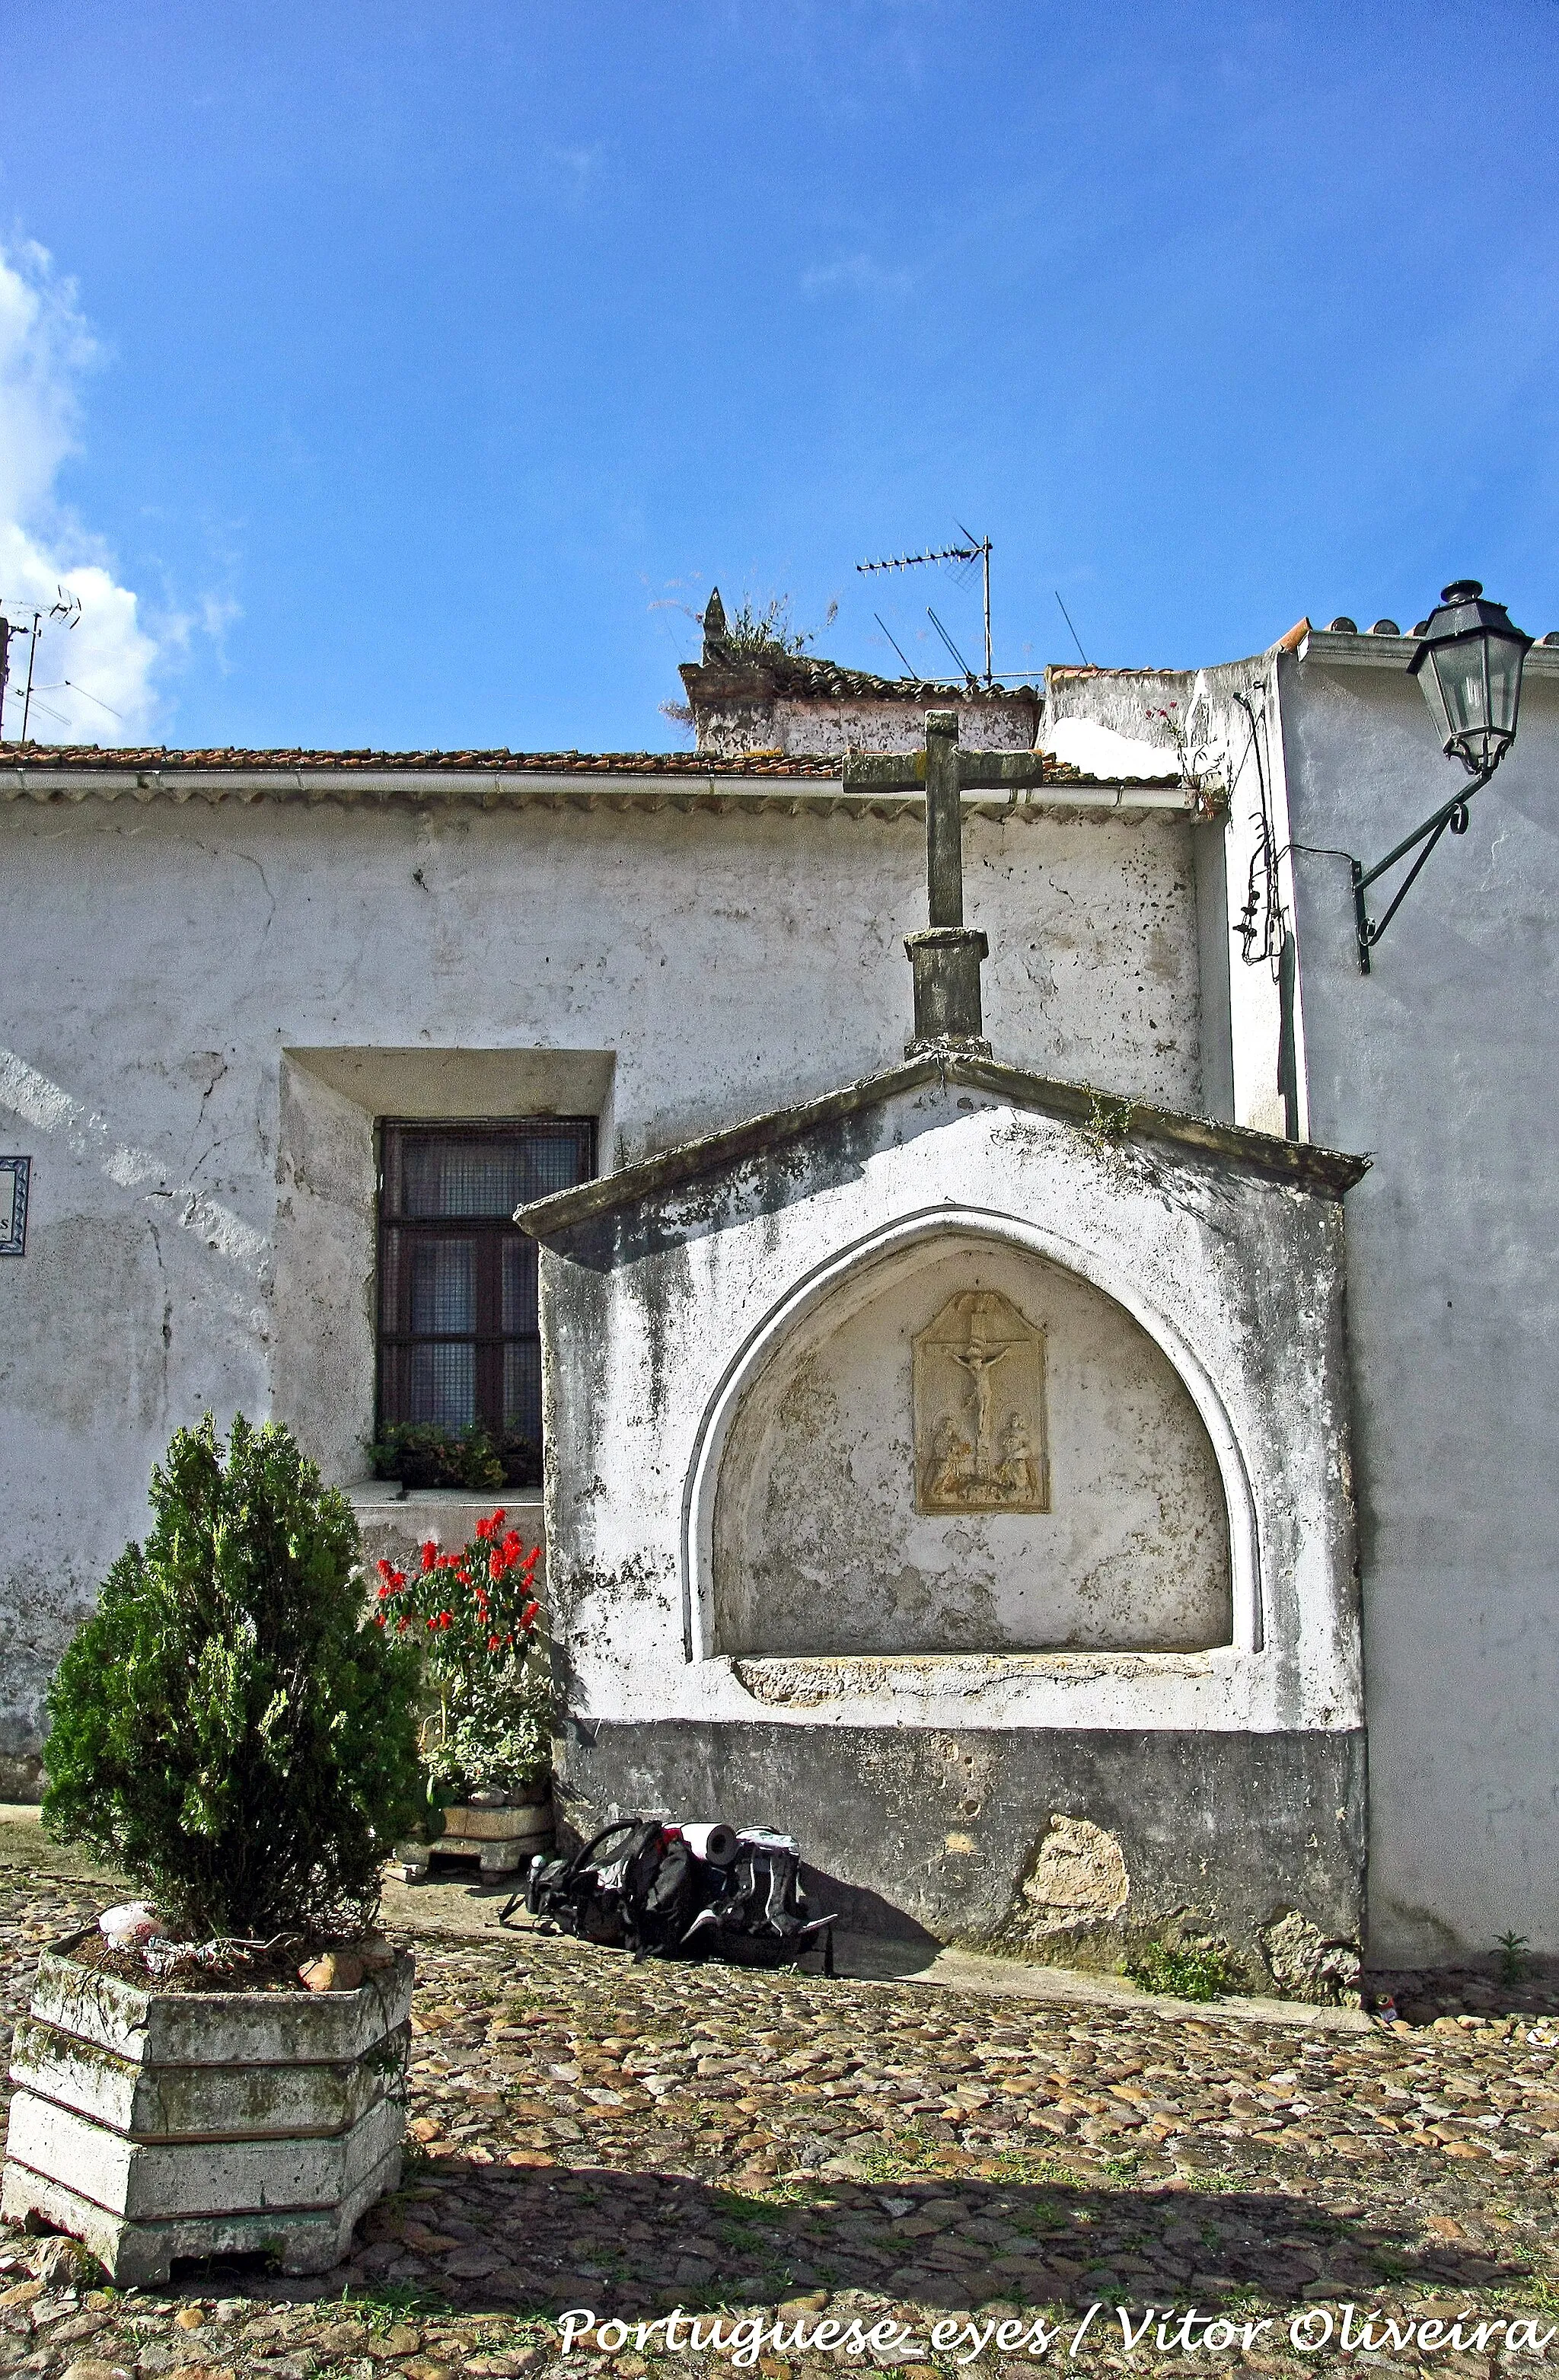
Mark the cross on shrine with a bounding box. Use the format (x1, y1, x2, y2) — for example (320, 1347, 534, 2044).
(843, 709, 1048, 1054)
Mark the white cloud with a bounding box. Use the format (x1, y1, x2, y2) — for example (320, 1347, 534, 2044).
(0, 238, 162, 745)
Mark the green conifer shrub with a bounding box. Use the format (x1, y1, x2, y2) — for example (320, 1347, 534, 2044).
(42, 1414, 423, 1942)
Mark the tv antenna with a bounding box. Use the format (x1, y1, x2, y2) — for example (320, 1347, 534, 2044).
(857, 527, 993, 683)
(0, 587, 81, 742)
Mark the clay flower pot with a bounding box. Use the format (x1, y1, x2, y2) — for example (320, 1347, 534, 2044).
(0, 1933, 413, 2283)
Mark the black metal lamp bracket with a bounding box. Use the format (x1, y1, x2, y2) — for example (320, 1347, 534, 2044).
(1350, 761, 1494, 974)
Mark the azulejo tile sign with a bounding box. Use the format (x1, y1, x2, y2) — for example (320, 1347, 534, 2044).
(914, 1287, 1049, 1514)
(0, 1156, 29, 1258)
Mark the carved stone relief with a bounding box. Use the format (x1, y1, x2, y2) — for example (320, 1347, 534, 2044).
(913, 1288, 1049, 1514)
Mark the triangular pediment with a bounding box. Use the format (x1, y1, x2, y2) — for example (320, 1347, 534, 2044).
(514, 1049, 1367, 1243)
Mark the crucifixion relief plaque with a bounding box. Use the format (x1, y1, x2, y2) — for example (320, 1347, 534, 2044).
(913, 1289, 1050, 1514)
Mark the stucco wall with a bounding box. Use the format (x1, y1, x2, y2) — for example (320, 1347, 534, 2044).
(537, 1077, 1360, 1741)
(1278, 650, 1559, 1960)
(534, 1068, 1364, 1969)
(1042, 658, 1283, 1134)
(713, 1233, 1232, 1655)
(765, 697, 1038, 760)
(0, 788, 1205, 1788)
(687, 683, 1038, 760)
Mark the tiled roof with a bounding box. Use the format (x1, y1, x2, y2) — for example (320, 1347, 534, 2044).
(0, 744, 840, 776)
(0, 741, 1205, 822)
(682, 653, 1041, 704)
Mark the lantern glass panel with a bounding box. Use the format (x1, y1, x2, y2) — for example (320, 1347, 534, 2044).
(1433, 636, 1488, 742)
(1487, 631, 1527, 735)
(1412, 646, 1453, 748)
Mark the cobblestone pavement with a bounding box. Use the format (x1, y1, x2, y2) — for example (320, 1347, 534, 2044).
(2, 1871, 1557, 2380)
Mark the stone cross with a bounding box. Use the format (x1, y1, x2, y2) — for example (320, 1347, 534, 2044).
(843, 710, 1047, 1054)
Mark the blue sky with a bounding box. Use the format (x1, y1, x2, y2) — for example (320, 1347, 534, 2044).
(2, 1, 1556, 751)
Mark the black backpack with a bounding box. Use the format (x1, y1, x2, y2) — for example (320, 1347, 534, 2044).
(681, 1827, 835, 1969)
(509, 1817, 834, 1970)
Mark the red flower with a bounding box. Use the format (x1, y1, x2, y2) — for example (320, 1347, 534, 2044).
(375, 1557, 394, 1580)
(374, 1612, 385, 1627)
(520, 1600, 540, 1630)
(476, 1508, 507, 1541)
(397, 1616, 411, 1632)
(420, 1540, 438, 1572)
(488, 1635, 502, 1653)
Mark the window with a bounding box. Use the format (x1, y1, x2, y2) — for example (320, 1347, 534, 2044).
(377, 1120, 595, 1471)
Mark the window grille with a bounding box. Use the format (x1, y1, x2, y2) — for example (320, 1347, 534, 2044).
(377, 1118, 594, 1475)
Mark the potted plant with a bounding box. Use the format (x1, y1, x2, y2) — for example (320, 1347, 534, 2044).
(367, 1421, 542, 1491)
(1, 1415, 424, 2284)
(378, 1511, 554, 1881)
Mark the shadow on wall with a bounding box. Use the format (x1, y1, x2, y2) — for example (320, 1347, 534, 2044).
(553, 1720, 1366, 1991)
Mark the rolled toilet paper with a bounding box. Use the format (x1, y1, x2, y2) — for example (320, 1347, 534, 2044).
(681, 1820, 739, 1867)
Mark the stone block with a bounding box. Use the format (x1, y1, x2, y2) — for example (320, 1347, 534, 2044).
(438, 1801, 550, 1843)
(24, 1944, 413, 2066)
(8, 2015, 411, 2138)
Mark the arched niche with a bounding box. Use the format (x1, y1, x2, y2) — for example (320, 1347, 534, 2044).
(709, 1230, 1233, 1657)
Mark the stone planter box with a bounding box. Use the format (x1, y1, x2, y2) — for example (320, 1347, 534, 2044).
(391, 1791, 552, 1882)
(0, 1934, 413, 2284)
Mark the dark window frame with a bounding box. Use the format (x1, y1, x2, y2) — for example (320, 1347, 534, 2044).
(375, 1116, 595, 1453)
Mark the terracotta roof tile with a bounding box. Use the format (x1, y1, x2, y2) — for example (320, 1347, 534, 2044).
(0, 742, 1110, 785)
(0, 744, 841, 776)
(681, 653, 1042, 705)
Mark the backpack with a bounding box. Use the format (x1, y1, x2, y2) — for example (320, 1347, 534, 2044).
(681, 1827, 836, 1971)
(509, 1816, 835, 1970)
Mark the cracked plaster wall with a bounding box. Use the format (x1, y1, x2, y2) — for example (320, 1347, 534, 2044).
(713, 1233, 1232, 1656)
(539, 1077, 1363, 1959)
(693, 694, 1040, 761)
(0, 791, 1204, 1783)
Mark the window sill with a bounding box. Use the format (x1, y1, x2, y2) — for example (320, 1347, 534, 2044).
(344, 1481, 544, 1510)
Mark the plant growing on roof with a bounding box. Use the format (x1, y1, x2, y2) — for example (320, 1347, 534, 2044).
(42, 1415, 424, 1941)
(708, 590, 840, 662)
(374, 1510, 551, 1799)
(1144, 691, 1215, 790)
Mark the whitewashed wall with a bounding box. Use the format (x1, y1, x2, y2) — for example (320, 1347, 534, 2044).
(1278, 644, 1559, 1962)
(0, 784, 1205, 1789)
(1047, 632, 1559, 1962)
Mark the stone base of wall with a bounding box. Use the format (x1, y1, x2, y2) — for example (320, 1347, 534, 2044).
(0, 1752, 43, 1803)
(556, 1719, 1366, 1999)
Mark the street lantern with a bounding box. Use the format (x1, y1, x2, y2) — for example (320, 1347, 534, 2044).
(1350, 579, 1532, 971)
(1408, 579, 1532, 777)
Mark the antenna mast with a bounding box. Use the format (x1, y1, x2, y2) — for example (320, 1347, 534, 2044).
(1, 588, 81, 743)
(857, 532, 993, 683)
